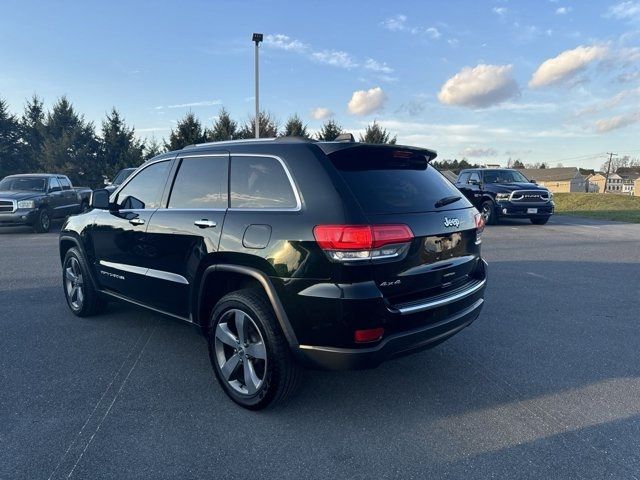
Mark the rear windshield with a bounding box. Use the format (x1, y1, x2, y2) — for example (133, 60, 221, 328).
(329, 147, 467, 214)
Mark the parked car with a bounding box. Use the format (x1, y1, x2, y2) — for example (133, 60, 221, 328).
(455, 168, 554, 225)
(0, 173, 91, 233)
(104, 167, 136, 194)
(59, 137, 488, 409)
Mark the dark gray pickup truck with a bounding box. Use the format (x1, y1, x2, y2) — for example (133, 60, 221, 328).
(0, 174, 91, 233)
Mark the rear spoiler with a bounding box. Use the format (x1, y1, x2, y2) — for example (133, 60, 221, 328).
(317, 142, 437, 162)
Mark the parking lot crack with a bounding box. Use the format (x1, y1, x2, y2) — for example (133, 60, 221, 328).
(46, 322, 156, 480)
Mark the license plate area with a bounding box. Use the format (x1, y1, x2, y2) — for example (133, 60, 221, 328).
(527, 208, 538, 214)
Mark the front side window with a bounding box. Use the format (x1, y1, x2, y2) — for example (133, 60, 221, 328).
(169, 156, 228, 209)
(230, 156, 298, 209)
(116, 160, 170, 209)
(469, 172, 481, 184)
(457, 172, 470, 184)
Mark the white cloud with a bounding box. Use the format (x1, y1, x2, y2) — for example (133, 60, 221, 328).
(493, 7, 508, 16)
(529, 45, 608, 88)
(426, 27, 442, 39)
(595, 112, 640, 132)
(606, 1, 640, 21)
(438, 64, 519, 108)
(460, 147, 498, 157)
(381, 14, 408, 31)
(348, 87, 387, 115)
(156, 100, 222, 109)
(264, 34, 308, 53)
(364, 58, 394, 73)
(555, 6, 572, 14)
(310, 107, 333, 120)
(311, 50, 358, 69)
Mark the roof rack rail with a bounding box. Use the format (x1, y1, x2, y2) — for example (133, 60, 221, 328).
(273, 136, 317, 143)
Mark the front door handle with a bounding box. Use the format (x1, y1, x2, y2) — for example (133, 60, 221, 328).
(194, 219, 217, 229)
(129, 218, 145, 226)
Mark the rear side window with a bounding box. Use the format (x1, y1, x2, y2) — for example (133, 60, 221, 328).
(169, 156, 228, 209)
(59, 177, 71, 190)
(329, 147, 467, 214)
(230, 156, 298, 209)
(49, 177, 62, 192)
(116, 160, 170, 209)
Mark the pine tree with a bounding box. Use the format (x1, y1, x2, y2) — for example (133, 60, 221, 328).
(207, 108, 238, 141)
(165, 112, 206, 151)
(359, 121, 397, 144)
(0, 98, 22, 176)
(237, 111, 279, 139)
(316, 119, 343, 141)
(281, 114, 310, 138)
(144, 136, 164, 160)
(41, 96, 101, 186)
(100, 108, 145, 177)
(20, 95, 46, 172)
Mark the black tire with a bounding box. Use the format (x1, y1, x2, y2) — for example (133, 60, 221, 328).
(530, 216, 550, 225)
(33, 208, 51, 233)
(481, 200, 498, 225)
(62, 247, 105, 317)
(207, 289, 301, 410)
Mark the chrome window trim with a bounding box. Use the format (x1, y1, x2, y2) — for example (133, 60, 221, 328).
(229, 153, 302, 212)
(99, 260, 189, 285)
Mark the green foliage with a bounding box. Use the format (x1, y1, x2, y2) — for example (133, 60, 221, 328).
(359, 121, 397, 144)
(40, 97, 101, 187)
(0, 97, 22, 177)
(281, 114, 310, 138)
(315, 119, 342, 141)
(165, 112, 207, 151)
(100, 108, 145, 178)
(144, 136, 164, 160)
(207, 108, 238, 141)
(238, 111, 279, 139)
(432, 158, 480, 173)
(20, 95, 46, 172)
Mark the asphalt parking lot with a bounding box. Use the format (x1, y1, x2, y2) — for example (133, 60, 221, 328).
(1, 216, 639, 479)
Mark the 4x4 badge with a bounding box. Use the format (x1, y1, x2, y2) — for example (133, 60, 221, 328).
(443, 217, 460, 228)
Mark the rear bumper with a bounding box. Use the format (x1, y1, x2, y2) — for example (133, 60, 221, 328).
(0, 209, 38, 227)
(294, 297, 483, 370)
(495, 200, 554, 218)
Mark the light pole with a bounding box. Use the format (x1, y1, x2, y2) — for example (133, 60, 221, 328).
(252, 33, 263, 139)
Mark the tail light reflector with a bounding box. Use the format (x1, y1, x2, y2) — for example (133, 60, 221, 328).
(354, 327, 384, 343)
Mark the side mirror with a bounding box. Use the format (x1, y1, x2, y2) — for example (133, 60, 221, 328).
(103, 179, 112, 186)
(90, 189, 110, 210)
(469, 179, 480, 186)
(530, 179, 537, 184)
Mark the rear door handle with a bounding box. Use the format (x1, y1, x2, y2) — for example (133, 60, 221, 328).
(129, 218, 145, 226)
(194, 219, 217, 229)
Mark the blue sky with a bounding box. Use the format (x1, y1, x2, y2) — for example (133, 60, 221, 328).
(1, 0, 639, 168)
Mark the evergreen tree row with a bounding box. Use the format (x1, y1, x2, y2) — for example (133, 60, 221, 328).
(1, 94, 398, 188)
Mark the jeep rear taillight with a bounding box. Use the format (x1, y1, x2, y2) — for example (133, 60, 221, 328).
(313, 224, 414, 262)
(474, 212, 485, 244)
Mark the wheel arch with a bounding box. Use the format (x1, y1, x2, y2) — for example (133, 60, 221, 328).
(59, 234, 99, 290)
(195, 264, 299, 348)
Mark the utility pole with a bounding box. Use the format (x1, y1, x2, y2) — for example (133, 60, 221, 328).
(603, 152, 617, 194)
(252, 33, 263, 139)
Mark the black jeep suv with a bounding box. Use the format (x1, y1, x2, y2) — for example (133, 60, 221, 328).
(455, 168, 554, 225)
(59, 138, 488, 409)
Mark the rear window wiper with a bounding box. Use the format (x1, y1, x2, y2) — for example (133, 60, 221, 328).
(434, 195, 462, 208)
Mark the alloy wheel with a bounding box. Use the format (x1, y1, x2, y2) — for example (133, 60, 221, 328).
(214, 309, 267, 395)
(65, 257, 84, 310)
